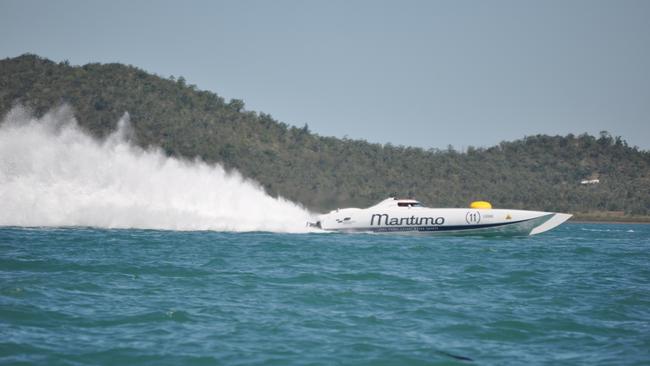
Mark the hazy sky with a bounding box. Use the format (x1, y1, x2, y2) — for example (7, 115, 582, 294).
(1, 0, 649, 150)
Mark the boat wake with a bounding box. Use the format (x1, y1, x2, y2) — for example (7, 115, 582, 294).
(0, 105, 313, 232)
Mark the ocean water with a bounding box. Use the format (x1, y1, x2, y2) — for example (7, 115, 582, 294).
(1, 223, 649, 366)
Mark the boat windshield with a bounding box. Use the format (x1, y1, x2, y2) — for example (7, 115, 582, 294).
(398, 202, 423, 208)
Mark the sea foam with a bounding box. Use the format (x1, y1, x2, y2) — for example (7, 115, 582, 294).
(0, 105, 313, 232)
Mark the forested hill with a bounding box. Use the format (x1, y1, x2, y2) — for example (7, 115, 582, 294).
(2, 54, 649, 216)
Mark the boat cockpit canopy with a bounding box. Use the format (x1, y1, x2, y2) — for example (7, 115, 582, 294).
(369, 197, 426, 209)
(397, 201, 423, 207)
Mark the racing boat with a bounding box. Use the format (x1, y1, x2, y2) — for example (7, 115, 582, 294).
(309, 198, 571, 236)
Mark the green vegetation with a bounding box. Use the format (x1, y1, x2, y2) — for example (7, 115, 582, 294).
(2, 54, 649, 216)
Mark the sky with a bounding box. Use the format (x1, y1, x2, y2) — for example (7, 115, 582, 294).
(1, 0, 649, 150)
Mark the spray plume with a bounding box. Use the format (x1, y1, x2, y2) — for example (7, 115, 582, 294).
(0, 105, 314, 232)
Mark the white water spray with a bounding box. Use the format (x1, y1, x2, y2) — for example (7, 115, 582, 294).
(0, 106, 314, 232)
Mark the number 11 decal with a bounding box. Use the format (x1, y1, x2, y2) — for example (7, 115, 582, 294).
(465, 210, 481, 224)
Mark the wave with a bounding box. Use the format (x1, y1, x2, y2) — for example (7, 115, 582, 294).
(0, 106, 314, 232)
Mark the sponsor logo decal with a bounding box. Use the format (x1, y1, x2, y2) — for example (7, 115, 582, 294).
(370, 214, 445, 226)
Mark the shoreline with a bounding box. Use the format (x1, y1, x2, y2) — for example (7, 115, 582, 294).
(570, 220, 650, 225)
(569, 215, 650, 225)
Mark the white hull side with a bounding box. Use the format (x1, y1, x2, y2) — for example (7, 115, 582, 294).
(316, 207, 571, 237)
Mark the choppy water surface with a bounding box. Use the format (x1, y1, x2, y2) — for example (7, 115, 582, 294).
(1, 223, 649, 365)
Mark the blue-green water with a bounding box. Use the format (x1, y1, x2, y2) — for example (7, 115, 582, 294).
(1, 224, 649, 365)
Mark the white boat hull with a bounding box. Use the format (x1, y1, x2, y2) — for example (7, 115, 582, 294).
(313, 199, 571, 237)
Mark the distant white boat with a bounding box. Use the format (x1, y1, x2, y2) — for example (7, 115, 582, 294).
(309, 198, 571, 236)
(580, 179, 600, 185)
